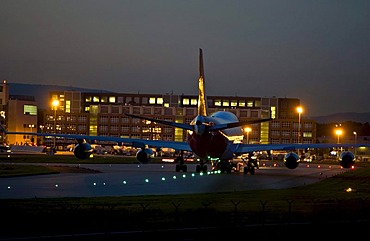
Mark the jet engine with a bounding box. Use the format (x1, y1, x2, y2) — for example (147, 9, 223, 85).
(73, 141, 93, 160)
(339, 151, 355, 168)
(136, 148, 155, 164)
(283, 152, 300, 169)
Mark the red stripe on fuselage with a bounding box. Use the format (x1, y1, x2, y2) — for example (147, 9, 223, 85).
(187, 131, 228, 159)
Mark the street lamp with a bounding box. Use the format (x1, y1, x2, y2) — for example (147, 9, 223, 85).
(335, 128, 343, 158)
(335, 129, 342, 144)
(28, 124, 35, 145)
(244, 127, 252, 144)
(52, 99, 60, 148)
(39, 125, 44, 145)
(296, 106, 303, 144)
(335, 124, 342, 144)
(353, 131, 357, 156)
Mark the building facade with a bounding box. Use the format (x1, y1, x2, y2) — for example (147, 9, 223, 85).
(38, 91, 315, 149)
(2, 80, 369, 158)
(0, 80, 38, 145)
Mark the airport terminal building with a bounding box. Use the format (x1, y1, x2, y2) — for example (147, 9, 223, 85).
(0, 80, 317, 149)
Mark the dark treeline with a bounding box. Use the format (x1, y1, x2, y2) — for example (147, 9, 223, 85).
(317, 121, 370, 140)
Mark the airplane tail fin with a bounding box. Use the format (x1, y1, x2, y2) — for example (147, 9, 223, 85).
(198, 48, 208, 116)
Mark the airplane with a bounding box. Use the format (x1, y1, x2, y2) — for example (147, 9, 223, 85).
(0, 48, 368, 174)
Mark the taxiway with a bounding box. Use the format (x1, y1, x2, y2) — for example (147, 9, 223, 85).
(0, 162, 348, 199)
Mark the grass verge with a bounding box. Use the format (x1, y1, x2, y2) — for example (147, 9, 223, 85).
(1, 154, 370, 239)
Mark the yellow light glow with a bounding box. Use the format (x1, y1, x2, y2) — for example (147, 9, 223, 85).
(244, 127, 252, 133)
(244, 127, 252, 144)
(296, 106, 303, 114)
(52, 99, 60, 108)
(335, 129, 343, 136)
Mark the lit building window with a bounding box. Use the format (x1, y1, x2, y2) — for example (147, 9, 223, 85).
(231, 100, 237, 107)
(183, 98, 190, 105)
(247, 101, 253, 107)
(238, 101, 245, 107)
(93, 96, 99, 102)
(270, 106, 276, 119)
(157, 97, 163, 104)
(109, 96, 116, 103)
(222, 100, 229, 107)
(67, 124, 77, 131)
(215, 99, 222, 106)
(24, 105, 37, 116)
(191, 99, 197, 105)
(66, 116, 76, 122)
(149, 97, 156, 104)
(85, 96, 92, 102)
(65, 100, 71, 113)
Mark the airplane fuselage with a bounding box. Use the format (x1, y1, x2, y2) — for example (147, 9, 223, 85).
(187, 131, 228, 159)
(187, 111, 244, 160)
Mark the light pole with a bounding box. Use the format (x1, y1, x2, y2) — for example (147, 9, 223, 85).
(244, 127, 252, 144)
(52, 99, 60, 149)
(335, 128, 342, 158)
(39, 125, 44, 145)
(353, 131, 357, 156)
(335, 129, 342, 144)
(28, 124, 34, 145)
(296, 106, 303, 144)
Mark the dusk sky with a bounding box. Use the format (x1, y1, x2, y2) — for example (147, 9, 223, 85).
(1, 1, 369, 117)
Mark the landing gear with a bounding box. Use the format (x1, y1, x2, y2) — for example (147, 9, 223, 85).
(242, 154, 259, 175)
(175, 163, 187, 172)
(195, 159, 208, 173)
(212, 160, 232, 173)
(174, 150, 187, 172)
(243, 165, 255, 175)
(195, 164, 207, 173)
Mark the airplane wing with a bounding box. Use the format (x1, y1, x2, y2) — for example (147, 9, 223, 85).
(234, 142, 367, 153)
(124, 113, 194, 131)
(0, 124, 191, 152)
